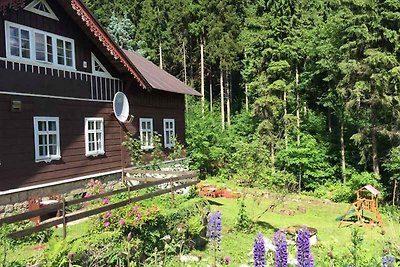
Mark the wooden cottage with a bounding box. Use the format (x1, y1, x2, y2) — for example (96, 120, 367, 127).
(0, 0, 200, 194)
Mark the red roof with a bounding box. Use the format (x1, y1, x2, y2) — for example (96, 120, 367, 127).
(124, 50, 201, 96)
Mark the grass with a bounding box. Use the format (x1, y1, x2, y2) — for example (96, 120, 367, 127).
(6, 219, 92, 264)
(188, 192, 400, 266)
(4, 186, 400, 266)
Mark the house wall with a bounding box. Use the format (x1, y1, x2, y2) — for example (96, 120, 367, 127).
(0, 0, 120, 99)
(0, 0, 187, 192)
(0, 88, 186, 191)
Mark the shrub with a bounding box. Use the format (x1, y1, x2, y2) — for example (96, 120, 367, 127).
(122, 133, 143, 166)
(234, 198, 253, 233)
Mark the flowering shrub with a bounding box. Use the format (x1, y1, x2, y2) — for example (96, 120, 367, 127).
(85, 179, 106, 198)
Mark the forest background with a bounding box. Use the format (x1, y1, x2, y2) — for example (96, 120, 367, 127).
(85, 0, 400, 204)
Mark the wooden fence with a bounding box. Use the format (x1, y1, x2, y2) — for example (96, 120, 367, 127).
(0, 170, 198, 239)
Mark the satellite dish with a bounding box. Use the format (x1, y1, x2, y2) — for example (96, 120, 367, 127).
(113, 92, 130, 123)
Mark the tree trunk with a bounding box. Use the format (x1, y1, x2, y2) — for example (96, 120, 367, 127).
(200, 42, 205, 114)
(328, 108, 332, 133)
(284, 89, 288, 150)
(183, 41, 187, 85)
(245, 84, 249, 112)
(296, 65, 300, 146)
(226, 71, 231, 127)
(220, 69, 225, 130)
(210, 67, 213, 112)
(371, 107, 380, 175)
(271, 143, 275, 171)
(298, 167, 302, 192)
(159, 43, 163, 70)
(393, 180, 398, 206)
(340, 119, 346, 183)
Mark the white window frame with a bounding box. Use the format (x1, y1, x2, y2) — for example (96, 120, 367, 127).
(24, 0, 59, 21)
(163, 119, 175, 148)
(91, 53, 112, 78)
(139, 118, 154, 150)
(33, 116, 61, 163)
(5, 21, 76, 70)
(85, 117, 105, 157)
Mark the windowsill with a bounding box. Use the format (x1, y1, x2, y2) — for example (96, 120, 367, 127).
(35, 156, 61, 163)
(86, 152, 105, 157)
(141, 146, 154, 151)
(165, 145, 174, 149)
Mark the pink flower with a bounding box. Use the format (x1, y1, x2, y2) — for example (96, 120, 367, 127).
(127, 232, 132, 242)
(103, 211, 112, 219)
(84, 192, 92, 198)
(119, 218, 125, 225)
(104, 221, 110, 227)
(224, 256, 231, 265)
(133, 205, 139, 212)
(146, 208, 151, 216)
(137, 212, 142, 218)
(102, 198, 110, 205)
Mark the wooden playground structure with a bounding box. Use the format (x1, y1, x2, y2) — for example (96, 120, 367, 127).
(339, 185, 383, 227)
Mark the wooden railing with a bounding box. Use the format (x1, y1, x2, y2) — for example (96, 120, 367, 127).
(0, 57, 123, 101)
(0, 170, 198, 239)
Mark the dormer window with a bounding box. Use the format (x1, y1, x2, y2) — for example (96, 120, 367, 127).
(5, 21, 75, 69)
(91, 53, 112, 78)
(24, 0, 59, 21)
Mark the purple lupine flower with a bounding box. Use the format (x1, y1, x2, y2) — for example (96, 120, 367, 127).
(206, 212, 215, 239)
(274, 230, 288, 267)
(253, 233, 266, 267)
(297, 227, 313, 267)
(207, 211, 222, 242)
(383, 255, 395, 267)
(215, 211, 222, 244)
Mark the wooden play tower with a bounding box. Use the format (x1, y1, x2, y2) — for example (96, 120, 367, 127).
(339, 185, 383, 227)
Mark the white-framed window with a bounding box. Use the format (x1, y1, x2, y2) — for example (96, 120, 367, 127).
(5, 21, 75, 69)
(24, 0, 59, 21)
(163, 119, 175, 148)
(139, 118, 153, 150)
(33, 117, 61, 163)
(85, 118, 105, 157)
(91, 53, 112, 78)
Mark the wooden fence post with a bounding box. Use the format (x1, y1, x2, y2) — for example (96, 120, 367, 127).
(62, 197, 67, 239)
(170, 177, 175, 204)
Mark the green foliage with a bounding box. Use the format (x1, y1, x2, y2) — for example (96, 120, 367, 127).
(167, 136, 185, 161)
(349, 228, 364, 266)
(234, 198, 253, 233)
(149, 133, 163, 170)
(277, 134, 336, 190)
(383, 146, 400, 182)
(313, 170, 381, 202)
(122, 133, 144, 166)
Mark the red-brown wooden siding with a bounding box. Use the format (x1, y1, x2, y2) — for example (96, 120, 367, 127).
(0, 87, 186, 191)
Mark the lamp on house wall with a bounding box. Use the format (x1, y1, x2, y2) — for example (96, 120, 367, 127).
(11, 100, 22, 112)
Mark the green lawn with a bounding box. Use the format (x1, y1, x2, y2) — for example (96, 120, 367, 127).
(188, 193, 400, 266)
(4, 190, 400, 266)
